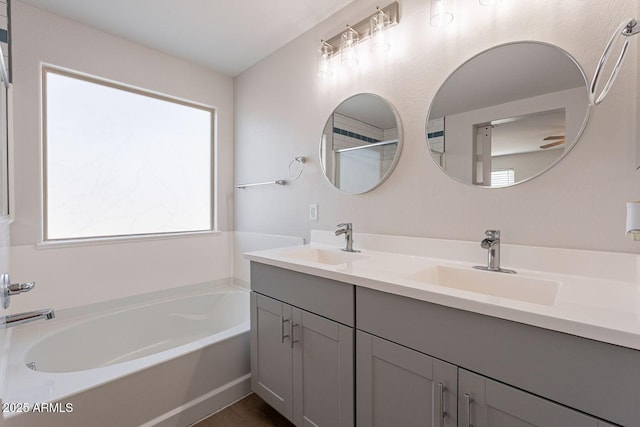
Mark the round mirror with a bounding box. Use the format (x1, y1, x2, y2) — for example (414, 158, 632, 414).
(320, 94, 402, 194)
(426, 41, 590, 187)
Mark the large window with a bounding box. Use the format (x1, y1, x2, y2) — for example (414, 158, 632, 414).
(43, 68, 214, 241)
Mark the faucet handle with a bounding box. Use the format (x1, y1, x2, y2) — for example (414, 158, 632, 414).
(485, 229, 500, 239)
(1, 273, 37, 310)
(7, 282, 36, 294)
(336, 223, 352, 229)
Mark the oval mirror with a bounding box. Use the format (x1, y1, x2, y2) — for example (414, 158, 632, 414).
(426, 41, 590, 188)
(320, 94, 402, 194)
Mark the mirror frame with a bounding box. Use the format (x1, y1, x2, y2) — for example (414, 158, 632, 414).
(320, 93, 403, 194)
(425, 41, 591, 188)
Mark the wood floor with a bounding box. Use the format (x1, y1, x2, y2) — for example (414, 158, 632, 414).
(192, 393, 294, 427)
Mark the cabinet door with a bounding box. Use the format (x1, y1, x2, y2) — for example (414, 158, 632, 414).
(292, 308, 354, 427)
(459, 369, 609, 427)
(250, 292, 294, 421)
(356, 331, 457, 427)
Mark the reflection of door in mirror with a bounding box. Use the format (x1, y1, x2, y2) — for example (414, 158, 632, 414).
(472, 109, 566, 187)
(432, 78, 583, 187)
(426, 42, 590, 188)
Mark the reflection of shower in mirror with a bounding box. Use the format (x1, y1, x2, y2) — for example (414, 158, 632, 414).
(320, 93, 403, 194)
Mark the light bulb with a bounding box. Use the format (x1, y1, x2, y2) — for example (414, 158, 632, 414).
(317, 41, 334, 78)
(370, 8, 391, 53)
(341, 26, 359, 67)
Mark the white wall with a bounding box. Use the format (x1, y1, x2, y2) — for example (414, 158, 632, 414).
(234, 0, 640, 253)
(8, 1, 235, 312)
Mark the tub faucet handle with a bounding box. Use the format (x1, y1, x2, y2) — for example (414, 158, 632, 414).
(1, 273, 37, 310)
(7, 281, 36, 294)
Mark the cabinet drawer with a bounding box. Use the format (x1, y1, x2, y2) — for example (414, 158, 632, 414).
(251, 262, 354, 326)
(357, 286, 640, 426)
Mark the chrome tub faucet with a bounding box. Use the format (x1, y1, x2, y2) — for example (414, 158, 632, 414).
(1, 273, 55, 328)
(335, 223, 360, 252)
(473, 230, 516, 274)
(1, 309, 55, 329)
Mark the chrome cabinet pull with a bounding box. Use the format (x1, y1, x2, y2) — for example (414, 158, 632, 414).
(281, 317, 290, 344)
(290, 322, 299, 348)
(464, 393, 473, 427)
(438, 382, 447, 427)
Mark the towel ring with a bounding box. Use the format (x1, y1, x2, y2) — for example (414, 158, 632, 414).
(288, 156, 305, 180)
(590, 18, 636, 106)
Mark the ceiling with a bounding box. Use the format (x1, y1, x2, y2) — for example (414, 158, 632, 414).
(19, 0, 355, 76)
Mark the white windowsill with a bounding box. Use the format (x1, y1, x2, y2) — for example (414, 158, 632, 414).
(36, 230, 223, 249)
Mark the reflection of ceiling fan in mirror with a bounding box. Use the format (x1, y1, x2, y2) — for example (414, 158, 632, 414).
(540, 135, 565, 149)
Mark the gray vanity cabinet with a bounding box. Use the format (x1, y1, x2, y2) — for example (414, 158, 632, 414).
(356, 330, 457, 427)
(250, 262, 355, 427)
(458, 369, 615, 427)
(292, 306, 353, 427)
(251, 292, 294, 418)
(356, 286, 635, 426)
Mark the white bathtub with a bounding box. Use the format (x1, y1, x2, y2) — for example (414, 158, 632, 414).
(2, 279, 251, 427)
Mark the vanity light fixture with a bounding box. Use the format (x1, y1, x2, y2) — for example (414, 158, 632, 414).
(341, 25, 360, 67)
(370, 6, 391, 53)
(317, 2, 399, 76)
(430, 0, 454, 27)
(317, 40, 334, 77)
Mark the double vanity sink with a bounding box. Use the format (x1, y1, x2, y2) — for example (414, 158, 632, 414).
(246, 231, 640, 426)
(250, 233, 640, 348)
(280, 246, 560, 307)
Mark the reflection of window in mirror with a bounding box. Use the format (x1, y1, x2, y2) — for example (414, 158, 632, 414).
(490, 109, 566, 186)
(491, 169, 515, 187)
(426, 42, 590, 188)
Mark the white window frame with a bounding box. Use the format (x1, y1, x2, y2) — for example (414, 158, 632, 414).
(41, 66, 216, 243)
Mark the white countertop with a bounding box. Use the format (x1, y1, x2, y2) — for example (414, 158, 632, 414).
(246, 232, 640, 351)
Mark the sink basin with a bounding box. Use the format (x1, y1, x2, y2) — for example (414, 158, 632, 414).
(279, 247, 370, 265)
(405, 266, 559, 306)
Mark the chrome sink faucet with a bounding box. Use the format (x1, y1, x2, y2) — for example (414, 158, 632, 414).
(335, 223, 360, 252)
(473, 230, 516, 274)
